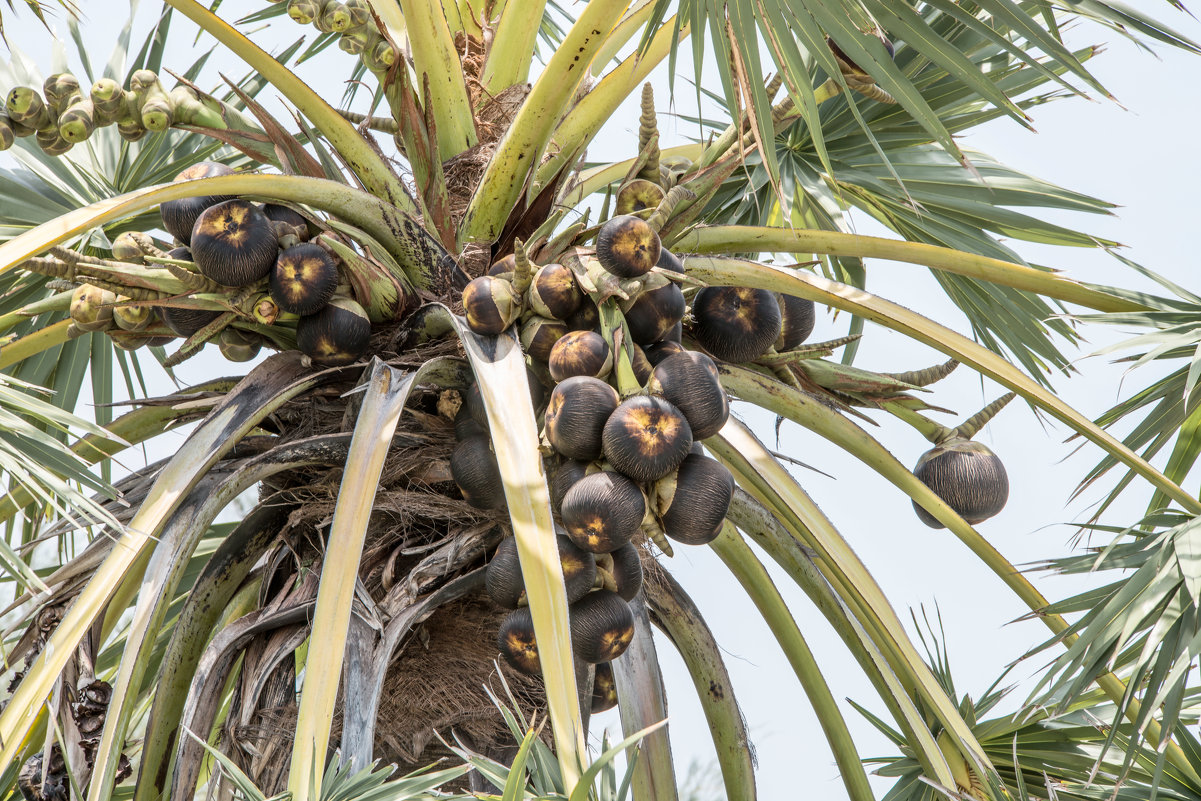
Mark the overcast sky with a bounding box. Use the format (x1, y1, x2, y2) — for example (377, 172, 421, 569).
(3, 3, 1201, 798)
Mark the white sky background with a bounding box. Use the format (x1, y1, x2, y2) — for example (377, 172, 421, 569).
(3, 1, 1201, 798)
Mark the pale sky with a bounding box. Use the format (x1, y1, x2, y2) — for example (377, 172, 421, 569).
(2, 3, 1200, 798)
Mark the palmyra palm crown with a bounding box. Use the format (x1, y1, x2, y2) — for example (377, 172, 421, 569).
(0, 1, 1199, 799)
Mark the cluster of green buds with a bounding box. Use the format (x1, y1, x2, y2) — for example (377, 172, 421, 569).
(285, 0, 398, 72)
(0, 70, 236, 154)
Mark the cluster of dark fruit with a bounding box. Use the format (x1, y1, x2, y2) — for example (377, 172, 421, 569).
(79, 161, 372, 366)
(462, 213, 815, 378)
(448, 391, 630, 712)
(1, 69, 224, 154)
(17, 679, 129, 801)
(17, 745, 67, 801)
(487, 531, 639, 714)
(285, 0, 399, 72)
(455, 208, 822, 690)
(72, 679, 131, 782)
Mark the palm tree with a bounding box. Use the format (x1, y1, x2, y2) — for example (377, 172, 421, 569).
(1, 1, 1201, 799)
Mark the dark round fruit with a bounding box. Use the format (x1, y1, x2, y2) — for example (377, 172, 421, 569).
(453, 405, 485, 441)
(608, 542, 643, 602)
(521, 316, 570, 362)
(160, 162, 235, 245)
(296, 296, 371, 366)
(551, 459, 590, 514)
(777, 294, 816, 351)
(591, 661, 619, 712)
(462, 275, 519, 335)
(649, 351, 730, 440)
(548, 330, 611, 382)
(270, 243, 339, 315)
(567, 297, 600, 332)
(486, 535, 524, 608)
(218, 327, 261, 362)
(262, 203, 311, 240)
(451, 434, 505, 510)
(644, 339, 686, 366)
(691, 285, 782, 363)
(498, 606, 540, 675)
(462, 381, 488, 430)
(558, 533, 599, 602)
(529, 262, 583, 321)
(160, 305, 220, 337)
(488, 253, 516, 276)
(561, 471, 645, 553)
(570, 589, 635, 663)
(596, 215, 661, 279)
(545, 376, 620, 461)
(656, 248, 684, 273)
(602, 395, 693, 483)
(191, 199, 279, 287)
(656, 454, 733, 545)
(621, 275, 685, 345)
(911, 439, 1009, 528)
(614, 179, 665, 215)
(476, 528, 599, 606)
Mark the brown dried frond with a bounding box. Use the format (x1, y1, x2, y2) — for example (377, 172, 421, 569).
(372, 596, 546, 767)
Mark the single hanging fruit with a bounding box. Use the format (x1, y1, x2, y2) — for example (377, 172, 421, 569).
(462, 275, 520, 335)
(159, 162, 236, 246)
(602, 394, 693, 483)
(561, 471, 646, 553)
(528, 262, 583, 321)
(295, 296, 372, 366)
(776, 294, 816, 351)
(190, 199, 279, 287)
(911, 439, 1008, 528)
(497, 607, 540, 675)
(544, 376, 620, 461)
(570, 589, 635, 663)
(548, 330, 612, 382)
(620, 272, 685, 346)
(648, 351, 729, 440)
(450, 434, 506, 510)
(591, 661, 619, 712)
(691, 285, 781, 363)
(655, 453, 734, 545)
(596, 214, 660, 279)
(270, 243, 339, 315)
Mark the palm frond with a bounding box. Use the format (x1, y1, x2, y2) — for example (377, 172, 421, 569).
(692, 12, 1120, 382)
(1028, 511, 1201, 761)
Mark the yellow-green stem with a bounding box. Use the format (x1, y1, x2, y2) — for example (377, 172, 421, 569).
(396, 0, 478, 159)
(535, 17, 688, 194)
(711, 525, 876, 801)
(0, 319, 73, 370)
(688, 256, 1198, 514)
(675, 227, 1141, 314)
(0, 291, 71, 334)
(460, 0, 633, 246)
(590, 0, 660, 74)
(481, 0, 550, 95)
(720, 364, 1201, 785)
